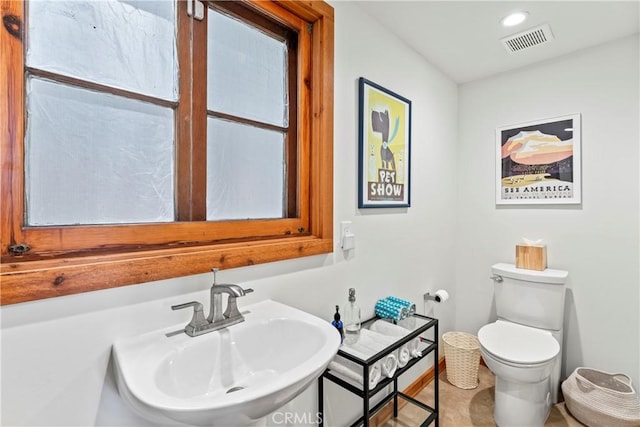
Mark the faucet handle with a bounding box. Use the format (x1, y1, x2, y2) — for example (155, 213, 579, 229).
(172, 301, 208, 336)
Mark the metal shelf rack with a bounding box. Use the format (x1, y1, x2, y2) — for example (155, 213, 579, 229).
(318, 314, 439, 427)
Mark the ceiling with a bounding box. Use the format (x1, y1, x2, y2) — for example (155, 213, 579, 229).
(355, 1, 640, 83)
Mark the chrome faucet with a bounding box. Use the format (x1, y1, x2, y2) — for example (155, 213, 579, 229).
(172, 268, 254, 337)
(208, 268, 253, 323)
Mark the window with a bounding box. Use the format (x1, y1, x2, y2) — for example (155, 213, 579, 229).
(207, 4, 296, 221)
(0, 0, 334, 305)
(24, 0, 178, 226)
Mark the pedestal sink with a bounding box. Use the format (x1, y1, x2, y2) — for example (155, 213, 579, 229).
(112, 299, 340, 426)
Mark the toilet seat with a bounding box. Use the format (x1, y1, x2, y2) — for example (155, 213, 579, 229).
(478, 320, 559, 365)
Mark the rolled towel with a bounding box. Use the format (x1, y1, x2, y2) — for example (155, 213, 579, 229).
(328, 358, 382, 389)
(369, 320, 412, 366)
(407, 338, 422, 358)
(356, 329, 401, 374)
(355, 329, 398, 378)
(378, 320, 422, 358)
(385, 297, 417, 329)
(382, 353, 398, 377)
(375, 299, 408, 321)
(358, 329, 410, 368)
(342, 329, 399, 378)
(331, 338, 388, 387)
(385, 296, 417, 315)
(395, 344, 411, 367)
(370, 319, 422, 359)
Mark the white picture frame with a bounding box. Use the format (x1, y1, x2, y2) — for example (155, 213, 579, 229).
(496, 114, 581, 205)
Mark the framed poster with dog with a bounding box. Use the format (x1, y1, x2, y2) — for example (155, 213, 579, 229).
(496, 114, 581, 205)
(358, 78, 412, 208)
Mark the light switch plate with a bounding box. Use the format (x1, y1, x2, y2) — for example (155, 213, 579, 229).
(341, 221, 355, 250)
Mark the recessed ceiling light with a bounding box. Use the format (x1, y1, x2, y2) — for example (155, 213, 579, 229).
(501, 11, 529, 27)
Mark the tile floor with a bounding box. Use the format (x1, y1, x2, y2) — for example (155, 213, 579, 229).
(380, 366, 584, 426)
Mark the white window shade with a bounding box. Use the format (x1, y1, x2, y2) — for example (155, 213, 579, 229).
(26, 77, 175, 226)
(207, 118, 285, 220)
(27, 0, 177, 101)
(207, 9, 288, 127)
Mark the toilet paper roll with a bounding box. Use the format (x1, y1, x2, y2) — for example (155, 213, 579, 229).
(434, 289, 449, 303)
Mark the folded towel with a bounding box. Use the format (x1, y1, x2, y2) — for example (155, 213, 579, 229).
(370, 319, 422, 359)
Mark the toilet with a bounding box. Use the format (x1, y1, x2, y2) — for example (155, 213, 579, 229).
(478, 263, 568, 427)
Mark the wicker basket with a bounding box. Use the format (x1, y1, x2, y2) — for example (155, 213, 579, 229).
(443, 331, 481, 389)
(562, 367, 640, 427)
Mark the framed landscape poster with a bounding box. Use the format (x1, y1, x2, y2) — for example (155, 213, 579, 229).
(358, 78, 411, 208)
(496, 114, 581, 205)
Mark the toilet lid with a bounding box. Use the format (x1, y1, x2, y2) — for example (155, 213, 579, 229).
(478, 321, 559, 365)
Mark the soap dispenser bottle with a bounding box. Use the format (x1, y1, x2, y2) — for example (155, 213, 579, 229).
(331, 305, 344, 343)
(343, 288, 361, 344)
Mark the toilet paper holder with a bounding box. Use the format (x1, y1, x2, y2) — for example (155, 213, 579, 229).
(424, 293, 441, 302)
(424, 290, 449, 303)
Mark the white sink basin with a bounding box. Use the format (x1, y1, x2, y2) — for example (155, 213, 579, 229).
(112, 299, 340, 426)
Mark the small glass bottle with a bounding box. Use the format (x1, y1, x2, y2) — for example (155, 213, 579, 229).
(343, 288, 361, 344)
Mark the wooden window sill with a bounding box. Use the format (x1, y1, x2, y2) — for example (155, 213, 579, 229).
(1, 235, 333, 305)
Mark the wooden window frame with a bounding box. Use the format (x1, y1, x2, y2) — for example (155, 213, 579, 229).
(0, 0, 334, 305)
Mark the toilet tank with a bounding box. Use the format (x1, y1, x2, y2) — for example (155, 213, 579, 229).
(492, 263, 568, 331)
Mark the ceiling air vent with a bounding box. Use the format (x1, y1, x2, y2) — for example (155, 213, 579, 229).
(501, 24, 554, 53)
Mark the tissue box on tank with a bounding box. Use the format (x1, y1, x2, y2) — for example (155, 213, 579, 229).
(515, 244, 547, 271)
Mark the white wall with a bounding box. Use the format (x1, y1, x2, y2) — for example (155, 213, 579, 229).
(0, 2, 459, 426)
(5, 5, 637, 427)
(455, 35, 640, 387)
